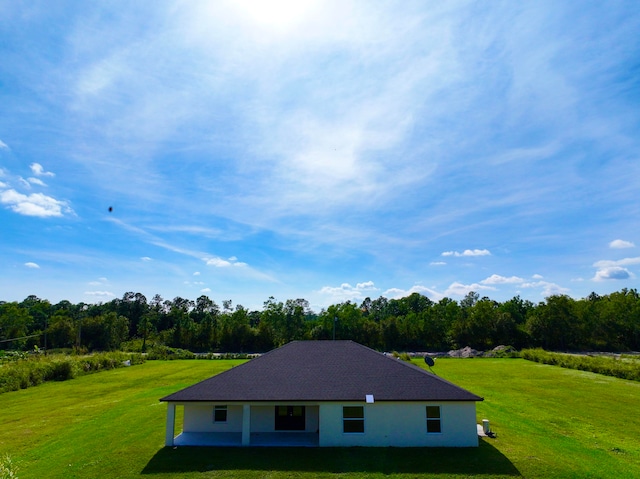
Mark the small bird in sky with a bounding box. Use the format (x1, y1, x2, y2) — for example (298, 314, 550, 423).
(108, 206, 113, 213)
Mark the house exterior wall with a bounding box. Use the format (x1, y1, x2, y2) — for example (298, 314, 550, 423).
(182, 404, 243, 433)
(181, 403, 320, 434)
(318, 401, 478, 447)
(175, 401, 477, 446)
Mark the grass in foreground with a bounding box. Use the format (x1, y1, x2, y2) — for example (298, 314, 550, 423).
(0, 358, 639, 478)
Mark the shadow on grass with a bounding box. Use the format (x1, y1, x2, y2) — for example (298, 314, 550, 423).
(142, 439, 520, 476)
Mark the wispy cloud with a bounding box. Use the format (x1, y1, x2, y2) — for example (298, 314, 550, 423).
(594, 257, 640, 268)
(1, 2, 639, 306)
(442, 249, 491, 257)
(24, 262, 40, 269)
(84, 291, 116, 298)
(27, 177, 47, 187)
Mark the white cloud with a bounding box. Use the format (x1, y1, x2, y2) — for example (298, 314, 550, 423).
(84, 291, 116, 298)
(0, 140, 8, 149)
(430, 261, 446, 266)
(319, 281, 379, 301)
(193, 271, 201, 275)
(592, 257, 640, 281)
(0, 189, 73, 217)
(443, 282, 496, 297)
(27, 177, 47, 186)
(206, 257, 231, 267)
(593, 267, 632, 281)
(141, 256, 152, 261)
(532, 274, 544, 280)
(609, 239, 635, 249)
(383, 285, 443, 301)
(441, 249, 491, 257)
(24, 262, 40, 269)
(480, 274, 524, 285)
(205, 256, 247, 268)
(593, 257, 640, 268)
(355, 281, 376, 290)
(30, 163, 55, 177)
(521, 281, 570, 297)
(200, 287, 211, 293)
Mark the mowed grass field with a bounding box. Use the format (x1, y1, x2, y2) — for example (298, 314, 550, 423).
(1, 358, 639, 479)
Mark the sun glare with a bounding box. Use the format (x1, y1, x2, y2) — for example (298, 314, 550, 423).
(234, 0, 319, 30)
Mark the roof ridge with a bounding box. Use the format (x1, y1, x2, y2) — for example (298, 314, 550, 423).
(351, 342, 483, 399)
(161, 340, 483, 403)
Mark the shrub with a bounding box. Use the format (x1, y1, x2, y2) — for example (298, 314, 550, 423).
(50, 360, 75, 381)
(521, 349, 640, 382)
(0, 352, 145, 394)
(484, 346, 519, 358)
(146, 345, 196, 360)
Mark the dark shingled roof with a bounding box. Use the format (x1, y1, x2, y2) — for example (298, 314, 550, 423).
(160, 340, 483, 403)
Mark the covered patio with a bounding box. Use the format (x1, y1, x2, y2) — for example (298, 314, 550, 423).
(173, 431, 320, 447)
(165, 403, 321, 447)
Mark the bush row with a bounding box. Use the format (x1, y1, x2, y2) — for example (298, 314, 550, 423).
(521, 349, 640, 381)
(145, 345, 258, 360)
(0, 352, 145, 394)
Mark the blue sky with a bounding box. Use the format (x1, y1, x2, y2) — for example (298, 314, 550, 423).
(1, 0, 639, 311)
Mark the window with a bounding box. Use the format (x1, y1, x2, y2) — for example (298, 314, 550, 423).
(343, 406, 364, 433)
(426, 406, 441, 433)
(213, 405, 227, 423)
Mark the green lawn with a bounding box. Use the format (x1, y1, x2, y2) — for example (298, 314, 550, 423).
(0, 358, 638, 478)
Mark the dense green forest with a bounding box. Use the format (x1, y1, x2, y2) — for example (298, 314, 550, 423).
(1, 289, 639, 353)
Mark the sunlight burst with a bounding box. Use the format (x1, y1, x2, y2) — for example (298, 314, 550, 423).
(234, 0, 319, 30)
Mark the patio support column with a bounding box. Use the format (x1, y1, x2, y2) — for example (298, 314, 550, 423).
(165, 403, 176, 446)
(242, 404, 251, 446)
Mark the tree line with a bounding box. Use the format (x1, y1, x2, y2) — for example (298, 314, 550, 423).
(1, 289, 639, 353)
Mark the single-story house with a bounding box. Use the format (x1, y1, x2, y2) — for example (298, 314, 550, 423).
(160, 340, 483, 447)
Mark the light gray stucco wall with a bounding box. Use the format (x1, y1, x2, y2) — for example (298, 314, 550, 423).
(318, 401, 478, 447)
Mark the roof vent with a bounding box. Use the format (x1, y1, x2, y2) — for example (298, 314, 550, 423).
(365, 394, 374, 403)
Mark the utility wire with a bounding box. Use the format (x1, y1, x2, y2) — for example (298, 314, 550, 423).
(0, 333, 43, 344)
